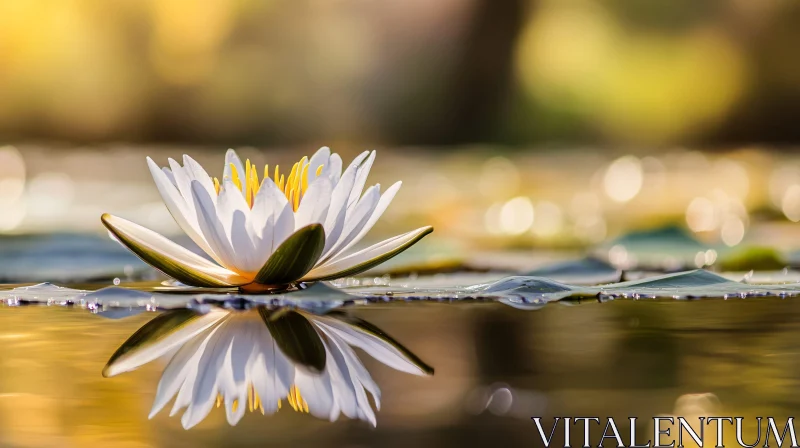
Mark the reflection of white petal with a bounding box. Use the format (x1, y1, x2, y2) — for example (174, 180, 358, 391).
(250, 324, 294, 413)
(321, 327, 377, 426)
(313, 317, 429, 376)
(295, 364, 335, 420)
(152, 321, 220, 418)
(104, 309, 229, 378)
(182, 319, 238, 429)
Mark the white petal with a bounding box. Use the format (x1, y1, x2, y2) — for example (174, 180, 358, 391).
(223, 148, 245, 181)
(168, 158, 195, 208)
(304, 226, 431, 281)
(329, 181, 401, 261)
(162, 167, 177, 187)
(251, 177, 295, 266)
(321, 184, 380, 262)
(346, 150, 376, 212)
(295, 177, 332, 229)
(327, 153, 343, 184)
(308, 146, 331, 182)
(101, 214, 250, 287)
(147, 157, 221, 264)
(321, 152, 367, 255)
(104, 309, 229, 378)
(191, 181, 239, 271)
(217, 179, 259, 273)
(183, 155, 216, 198)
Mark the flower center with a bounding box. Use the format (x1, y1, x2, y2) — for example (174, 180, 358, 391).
(213, 157, 324, 212)
(215, 384, 309, 415)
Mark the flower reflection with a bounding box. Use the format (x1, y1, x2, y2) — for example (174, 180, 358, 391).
(103, 307, 433, 429)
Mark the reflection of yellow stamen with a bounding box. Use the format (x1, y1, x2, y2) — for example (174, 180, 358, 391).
(213, 177, 220, 195)
(232, 399, 239, 413)
(283, 385, 309, 413)
(216, 394, 223, 408)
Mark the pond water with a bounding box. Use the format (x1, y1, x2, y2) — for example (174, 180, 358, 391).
(1, 278, 799, 447)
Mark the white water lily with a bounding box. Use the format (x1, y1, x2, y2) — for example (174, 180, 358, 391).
(103, 308, 433, 429)
(102, 148, 433, 291)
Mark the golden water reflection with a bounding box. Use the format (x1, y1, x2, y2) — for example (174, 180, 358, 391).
(2, 299, 800, 446)
(102, 307, 433, 429)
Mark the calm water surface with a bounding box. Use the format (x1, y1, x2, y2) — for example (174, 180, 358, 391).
(1, 298, 798, 447)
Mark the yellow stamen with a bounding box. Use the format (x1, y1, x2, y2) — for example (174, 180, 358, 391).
(232, 399, 239, 413)
(229, 163, 242, 191)
(285, 162, 298, 196)
(299, 160, 309, 194)
(218, 155, 319, 210)
(251, 169, 260, 205)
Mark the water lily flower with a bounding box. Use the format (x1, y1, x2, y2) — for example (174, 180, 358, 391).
(102, 148, 433, 291)
(103, 308, 433, 429)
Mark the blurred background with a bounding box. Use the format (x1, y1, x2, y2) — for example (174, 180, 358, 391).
(2, 0, 800, 271)
(4, 4, 800, 447)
